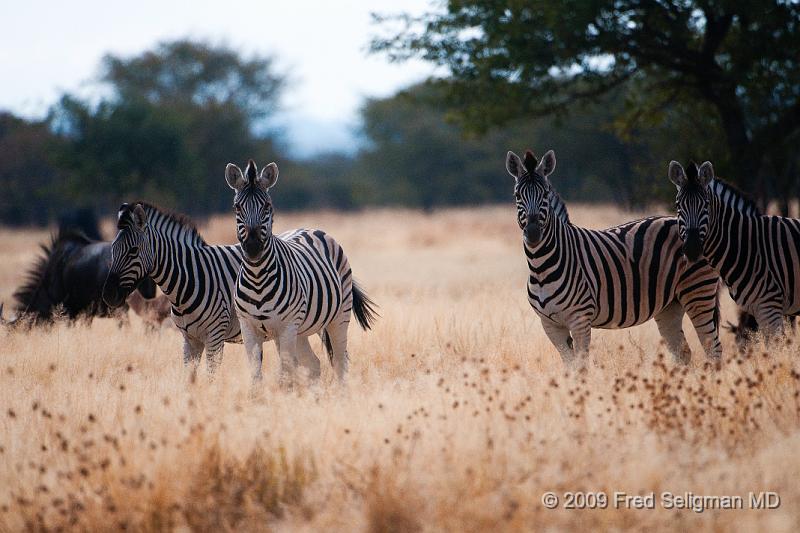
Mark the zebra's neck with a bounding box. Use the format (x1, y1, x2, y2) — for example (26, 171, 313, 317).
(241, 235, 283, 277)
(525, 217, 571, 272)
(704, 181, 760, 289)
(142, 207, 207, 305)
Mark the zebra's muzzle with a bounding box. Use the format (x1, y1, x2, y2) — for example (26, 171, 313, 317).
(682, 228, 704, 262)
(524, 222, 542, 246)
(242, 229, 264, 259)
(102, 273, 130, 308)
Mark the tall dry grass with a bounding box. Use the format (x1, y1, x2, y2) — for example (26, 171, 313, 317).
(1, 205, 799, 532)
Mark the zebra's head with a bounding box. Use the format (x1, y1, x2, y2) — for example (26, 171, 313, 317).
(505, 149, 557, 246)
(103, 203, 153, 308)
(225, 159, 279, 261)
(669, 160, 715, 262)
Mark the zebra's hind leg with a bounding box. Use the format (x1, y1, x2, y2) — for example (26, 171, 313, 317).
(540, 318, 575, 364)
(296, 336, 321, 383)
(754, 303, 786, 343)
(323, 317, 350, 383)
(654, 301, 691, 364)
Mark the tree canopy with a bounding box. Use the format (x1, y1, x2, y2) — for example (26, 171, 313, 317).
(372, 0, 800, 205)
(50, 39, 284, 215)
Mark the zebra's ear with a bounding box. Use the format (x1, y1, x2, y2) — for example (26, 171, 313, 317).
(132, 203, 147, 230)
(536, 150, 556, 178)
(698, 161, 714, 187)
(225, 163, 246, 191)
(506, 151, 524, 179)
(257, 162, 279, 190)
(668, 161, 687, 190)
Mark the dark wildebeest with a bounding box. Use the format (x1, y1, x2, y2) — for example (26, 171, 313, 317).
(4, 211, 156, 325)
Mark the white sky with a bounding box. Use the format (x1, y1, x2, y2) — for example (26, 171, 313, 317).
(0, 0, 436, 154)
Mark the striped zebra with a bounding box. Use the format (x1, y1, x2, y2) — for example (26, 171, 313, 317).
(225, 160, 377, 384)
(506, 149, 722, 363)
(102, 203, 243, 372)
(669, 160, 800, 337)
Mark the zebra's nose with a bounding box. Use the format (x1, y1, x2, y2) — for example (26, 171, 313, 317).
(102, 274, 124, 307)
(682, 228, 703, 262)
(524, 214, 541, 245)
(244, 226, 263, 242)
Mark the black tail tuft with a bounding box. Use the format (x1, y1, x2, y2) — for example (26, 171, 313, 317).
(321, 331, 334, 365)
(351, 280, 378, 331)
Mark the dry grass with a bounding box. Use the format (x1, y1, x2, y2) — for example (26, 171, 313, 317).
(1, 205, 799, 532)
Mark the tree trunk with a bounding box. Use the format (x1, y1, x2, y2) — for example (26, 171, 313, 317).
(708, 85, 765, 208)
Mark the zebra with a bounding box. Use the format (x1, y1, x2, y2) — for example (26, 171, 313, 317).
(506, 149, 722, 364)
(102, 202, 243, 373)
(669, 160, 800, 338)
(225, 159, 377, 384)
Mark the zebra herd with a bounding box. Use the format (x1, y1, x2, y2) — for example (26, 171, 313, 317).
(96, 149, 798, 382)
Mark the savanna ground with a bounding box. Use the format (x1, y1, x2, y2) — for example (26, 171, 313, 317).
(1, 205, 799, 532)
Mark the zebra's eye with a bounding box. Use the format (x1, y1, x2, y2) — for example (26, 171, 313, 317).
(128, 246, 139, 257)
(234, 205, 242, 215)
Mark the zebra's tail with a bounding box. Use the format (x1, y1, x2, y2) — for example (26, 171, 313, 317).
(321, 331, 334, 365)
(351, 280, 378, 331)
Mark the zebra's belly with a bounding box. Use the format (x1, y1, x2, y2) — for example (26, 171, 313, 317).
(528, 284, 580, 325)
(237, 298, 330, 340)
(171, 304, 239, 343)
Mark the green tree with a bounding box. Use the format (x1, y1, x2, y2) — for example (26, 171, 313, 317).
(353, 82, 643, 206)
(372, 1, 800, 204)
(101, 39, 282, 121)
(0, 113, 65, 225)
(51, 39, 284, 214)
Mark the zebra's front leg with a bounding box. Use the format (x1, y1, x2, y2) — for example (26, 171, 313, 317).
(683, 300, 722, 361)
(276, 326, 299, 388)
(567, 317, 592, 367)
(296, 335, 321, 384)
(205, 340, 225, 375)
(654, 300, 692, 364)
(540, 317, 575, 364)
(240, 320, 264, 382)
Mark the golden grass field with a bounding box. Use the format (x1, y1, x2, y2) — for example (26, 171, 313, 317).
(1, 204, 799, 532)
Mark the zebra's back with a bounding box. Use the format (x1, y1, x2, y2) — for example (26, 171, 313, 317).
(531, 216, 719, 329)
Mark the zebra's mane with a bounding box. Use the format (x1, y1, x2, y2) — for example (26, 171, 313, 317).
(550, 189, 570, 224)
(708, 179, 762, 217)
(138, 202, 207, 245)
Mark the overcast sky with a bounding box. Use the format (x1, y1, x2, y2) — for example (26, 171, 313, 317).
(0, 0, 435, 155)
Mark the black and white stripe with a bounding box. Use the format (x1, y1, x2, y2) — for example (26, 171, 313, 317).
(670, 160, 800, 336)
(103, 202, 243, 372)
(225, 160, 376, 383)
(507, 149, 722, 363)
